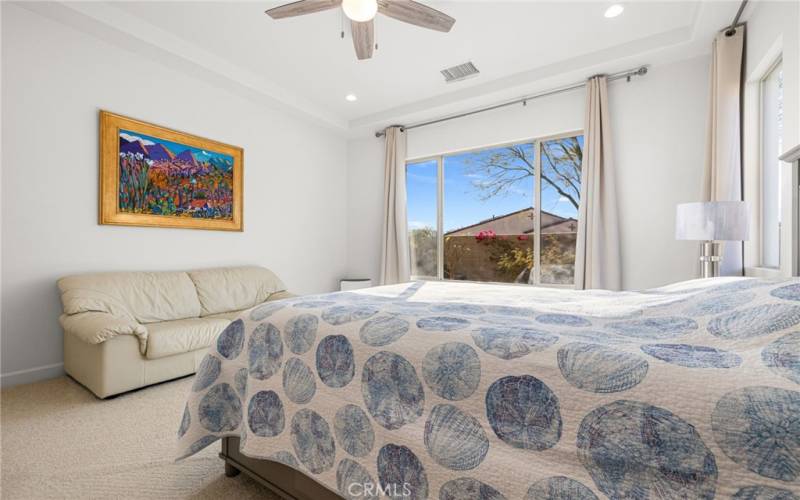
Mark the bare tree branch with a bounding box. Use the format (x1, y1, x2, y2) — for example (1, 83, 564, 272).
(463, 138, 583, 210)
(510, 145, 580, 210)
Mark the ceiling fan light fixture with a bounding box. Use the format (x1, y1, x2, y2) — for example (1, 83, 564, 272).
(265, 0, 455, 60)
(342, 0, 378, 22)
(604, 4, 624, 18)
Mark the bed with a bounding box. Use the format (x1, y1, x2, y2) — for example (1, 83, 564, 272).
(176, 278, 800, 499)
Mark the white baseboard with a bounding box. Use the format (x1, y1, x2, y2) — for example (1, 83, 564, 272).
(1, 363, 64, 388)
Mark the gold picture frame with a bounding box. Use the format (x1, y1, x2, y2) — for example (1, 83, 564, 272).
(100, 110, 243, 231)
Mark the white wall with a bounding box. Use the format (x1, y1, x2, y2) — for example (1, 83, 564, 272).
(1, 4, 349, 385)
(346, 136, 385, 284)
(347, 56, 711, 290)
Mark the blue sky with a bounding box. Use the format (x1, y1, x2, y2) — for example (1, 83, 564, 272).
(407, 137, 582, 232)
(120, 129, 233, 163)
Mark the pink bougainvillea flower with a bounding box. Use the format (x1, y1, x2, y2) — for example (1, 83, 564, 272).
(475, 229, 497, 242)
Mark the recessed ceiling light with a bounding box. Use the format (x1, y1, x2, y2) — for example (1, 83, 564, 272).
(345, 94, 358, 102)
(604, 4, 624, 18)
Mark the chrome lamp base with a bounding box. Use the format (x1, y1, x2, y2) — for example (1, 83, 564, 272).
(700, 241, 722, 278)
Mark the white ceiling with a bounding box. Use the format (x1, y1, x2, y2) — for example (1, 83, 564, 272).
(31, 1, 742, 134)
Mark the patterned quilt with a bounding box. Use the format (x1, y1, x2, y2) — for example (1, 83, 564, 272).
(177, 278, 800, 499)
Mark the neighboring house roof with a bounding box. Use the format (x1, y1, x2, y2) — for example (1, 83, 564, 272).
(444, 207, 577, 236)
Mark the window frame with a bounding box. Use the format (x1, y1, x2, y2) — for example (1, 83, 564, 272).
(743, 35, 792, 279)
(405, 129, 583, 288)
(757, 56, 783, 270)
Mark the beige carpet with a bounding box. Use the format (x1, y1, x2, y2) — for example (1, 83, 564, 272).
(1, 376, 280, 499)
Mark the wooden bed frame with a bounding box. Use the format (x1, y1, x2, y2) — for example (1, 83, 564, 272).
(220, 437, 342, 500)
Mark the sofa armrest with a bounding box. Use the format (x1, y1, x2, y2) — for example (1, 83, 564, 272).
(267, 290, 296, 302)
(60, 312, 148, 354)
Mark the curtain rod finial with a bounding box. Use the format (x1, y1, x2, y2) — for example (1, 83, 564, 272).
(375, 125, 404, 138)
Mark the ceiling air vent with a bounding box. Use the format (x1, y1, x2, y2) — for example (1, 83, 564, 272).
(441, 61, 480, 83)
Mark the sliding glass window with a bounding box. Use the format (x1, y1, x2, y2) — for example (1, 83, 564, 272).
(540, 136, 582, 284)
(407, 133, 583, 286)
(406, 159, 439, 279)
(760, 58, 783, 269)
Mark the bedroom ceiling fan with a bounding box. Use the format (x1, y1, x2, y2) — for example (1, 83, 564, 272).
(265, 0, 455, 60)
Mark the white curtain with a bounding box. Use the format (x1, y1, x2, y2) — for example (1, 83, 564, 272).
(575, 75, 622, 291)
(703, 28, 745, 276)
(380, 126, 410, 285)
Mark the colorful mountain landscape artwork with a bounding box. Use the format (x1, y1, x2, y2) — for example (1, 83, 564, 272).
(100, 111, 242, 231)
(118, 129, 235, 220)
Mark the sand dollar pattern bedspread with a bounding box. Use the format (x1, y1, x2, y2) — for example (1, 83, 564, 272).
(177, 278, 800, 499)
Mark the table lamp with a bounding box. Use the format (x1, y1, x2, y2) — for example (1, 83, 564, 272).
(675, 201, 749, 278)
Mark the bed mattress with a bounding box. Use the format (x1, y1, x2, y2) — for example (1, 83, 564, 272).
(177, 278, 800, 499)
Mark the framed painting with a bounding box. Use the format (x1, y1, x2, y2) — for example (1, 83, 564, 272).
(100, 111, 243, 231)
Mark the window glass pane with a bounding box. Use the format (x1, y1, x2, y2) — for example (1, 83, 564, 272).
(761, 61, 783, 269)
(443, 144, 535, 283)
(406, 160, 438, 278)
(540, 135, 583, 284)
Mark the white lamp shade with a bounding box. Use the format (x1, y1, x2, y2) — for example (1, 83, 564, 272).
(675, 201, 749, 241)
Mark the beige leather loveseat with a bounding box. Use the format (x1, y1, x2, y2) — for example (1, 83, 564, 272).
(58, 266, 292, 398)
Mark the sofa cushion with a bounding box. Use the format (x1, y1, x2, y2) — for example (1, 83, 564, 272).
(58, 271, 202, 324)
(203, 292, 298, 322)
(145, 318, 230, 359)
(188, 266, 287, 316)
(203, 308, 249, 321)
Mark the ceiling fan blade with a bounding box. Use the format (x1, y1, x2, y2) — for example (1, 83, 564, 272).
(378, 0, 455, 32)
(265, 0, 341, 19)
(351, 20, 374, 60)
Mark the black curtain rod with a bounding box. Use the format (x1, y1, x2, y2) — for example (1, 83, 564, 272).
(375, 65, 649, 138)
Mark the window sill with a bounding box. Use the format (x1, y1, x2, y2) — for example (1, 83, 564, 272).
(411, 276, 574, 289)
(744, 266, 785, 279)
